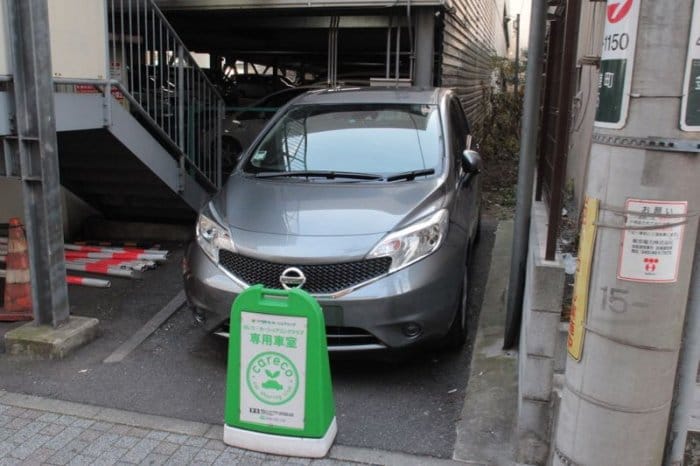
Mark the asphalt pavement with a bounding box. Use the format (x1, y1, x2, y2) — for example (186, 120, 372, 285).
(0, 216, 497, 461)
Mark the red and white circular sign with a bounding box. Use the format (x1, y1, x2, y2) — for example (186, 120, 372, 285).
(607, 0, 635, 24)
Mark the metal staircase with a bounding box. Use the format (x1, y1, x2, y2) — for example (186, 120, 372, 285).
(1, 0, 223, 222)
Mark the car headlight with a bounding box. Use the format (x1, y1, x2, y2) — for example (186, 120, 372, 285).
(367, 209, 449, 273)
(196, 203, 235, 263)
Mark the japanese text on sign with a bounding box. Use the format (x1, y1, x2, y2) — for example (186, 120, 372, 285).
(617, 199, 688, 283)
(240, 312, 308, 429)
(568, 197, 599, 361)
(595, 0, 641, 129)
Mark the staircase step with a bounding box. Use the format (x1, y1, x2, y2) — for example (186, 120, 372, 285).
(57, 129, 199, 222)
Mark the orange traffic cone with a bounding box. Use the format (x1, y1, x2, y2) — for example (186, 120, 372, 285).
(0, 218, 33, 321)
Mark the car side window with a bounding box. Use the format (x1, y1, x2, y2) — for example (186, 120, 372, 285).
(454, 99, 471, 145)
(448, 99, 466, 170)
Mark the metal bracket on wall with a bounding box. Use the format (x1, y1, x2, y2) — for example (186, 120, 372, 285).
(592, 133, 700, 154)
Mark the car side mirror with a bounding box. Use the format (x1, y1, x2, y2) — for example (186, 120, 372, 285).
(462, 149, 482, 173)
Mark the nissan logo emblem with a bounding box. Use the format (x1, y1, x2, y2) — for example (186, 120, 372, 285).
(280, 267, 306, 290)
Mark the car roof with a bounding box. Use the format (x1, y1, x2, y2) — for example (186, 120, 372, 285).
(293, 87, 448, 105)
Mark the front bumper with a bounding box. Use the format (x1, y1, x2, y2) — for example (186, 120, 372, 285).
(183, 233, 466, 351)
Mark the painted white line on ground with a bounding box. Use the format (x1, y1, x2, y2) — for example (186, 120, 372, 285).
(103, 290, 185, 364)
(690, 383, 700, 432)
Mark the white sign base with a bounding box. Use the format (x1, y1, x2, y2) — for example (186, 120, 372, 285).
(617, 199, 688, 283)
(224, 417, 337, 458)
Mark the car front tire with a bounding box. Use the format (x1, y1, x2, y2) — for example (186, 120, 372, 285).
(445, 264, 469, 350)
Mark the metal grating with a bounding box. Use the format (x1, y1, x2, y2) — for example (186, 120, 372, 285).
(218, 250, 392, 294)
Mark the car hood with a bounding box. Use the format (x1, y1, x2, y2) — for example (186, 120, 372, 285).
(213, 173, 446, 237)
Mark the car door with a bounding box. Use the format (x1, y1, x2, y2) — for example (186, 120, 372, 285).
(449, 97, 478, 242)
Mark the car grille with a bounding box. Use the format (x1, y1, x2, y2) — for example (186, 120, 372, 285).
(218, 250, 392, 294)
(215, 323, 385, 348)
(325, 326, 383, 347)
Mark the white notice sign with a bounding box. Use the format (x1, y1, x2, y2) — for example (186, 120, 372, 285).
(240, 312, 307, 429)
(617, 199, 688, 283)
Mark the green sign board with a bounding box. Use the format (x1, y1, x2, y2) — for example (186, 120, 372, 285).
(681, 0, 700, 131)
(224, 285, 336, 458)
(685, 60, 700, 128)
(594, 0, 641, 129)
(595, 59, 627, 125)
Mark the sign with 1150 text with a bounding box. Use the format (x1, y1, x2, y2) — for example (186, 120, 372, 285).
(595, 0, 641, 129)
(240, 312, 307, 429)
(681, 0, 700, 131)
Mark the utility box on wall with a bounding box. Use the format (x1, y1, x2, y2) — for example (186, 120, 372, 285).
(48, 0, 107, 79)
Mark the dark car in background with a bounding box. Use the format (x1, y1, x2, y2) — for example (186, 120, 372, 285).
(184, 87, 482, 352)
(221, 86, 321, 161)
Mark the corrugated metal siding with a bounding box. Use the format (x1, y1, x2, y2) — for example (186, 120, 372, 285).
(439, 0, 507, 124)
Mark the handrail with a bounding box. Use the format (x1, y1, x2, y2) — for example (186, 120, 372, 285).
(54, 78, 218, 192)
(135, 1, 224, 101)
(105, 0, 224, 190)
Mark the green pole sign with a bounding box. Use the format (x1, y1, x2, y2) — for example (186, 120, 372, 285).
(681, 0, 700, 131)
(595, 0, 641, 129)
(224, 285, 336, 458)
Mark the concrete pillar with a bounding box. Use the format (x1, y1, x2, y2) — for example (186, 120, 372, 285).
(553, 1, 700, 464)
(413, 8, 434, 87)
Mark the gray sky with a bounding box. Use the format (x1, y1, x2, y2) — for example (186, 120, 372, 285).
(509, 0, 532, 51)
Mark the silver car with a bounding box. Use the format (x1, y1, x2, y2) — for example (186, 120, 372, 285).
(183, 87, 482, 352)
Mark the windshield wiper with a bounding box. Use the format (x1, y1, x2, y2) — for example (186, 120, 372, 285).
(385, 168, 435, 182)
(254, 170, 383, 180)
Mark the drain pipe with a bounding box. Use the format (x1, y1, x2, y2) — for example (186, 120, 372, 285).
(386, 15, 393, 79)
(394, 21, 401, 81)
(406, 0, 414, 83)
(665, 232, 700, 465)
(503, 0, 548, 348)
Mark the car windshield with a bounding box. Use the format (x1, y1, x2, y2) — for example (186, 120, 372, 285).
(243, 103, 443, 177)
(233, 89, 308, 121)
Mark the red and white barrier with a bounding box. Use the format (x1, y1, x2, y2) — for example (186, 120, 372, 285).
(65, 250, 167, 263)
(65, 244, 168, 257)
(74, 241, 160, 249)
(66, 275, 111, 288)
(65, 261, 141, 279)
(66, 258, 153, 272)
(1, 269, 112, 287)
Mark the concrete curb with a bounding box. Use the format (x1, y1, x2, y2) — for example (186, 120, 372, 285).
(0, 389, 465, 465)
(453, 220, 518, 466)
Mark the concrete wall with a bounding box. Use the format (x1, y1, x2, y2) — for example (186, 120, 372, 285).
(565, 1, 606, 213)
(0, 0, 9, 76)
(517, 199, 566, 466)
(0, 179, 98, 240)
(0, 179, 24, 221)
